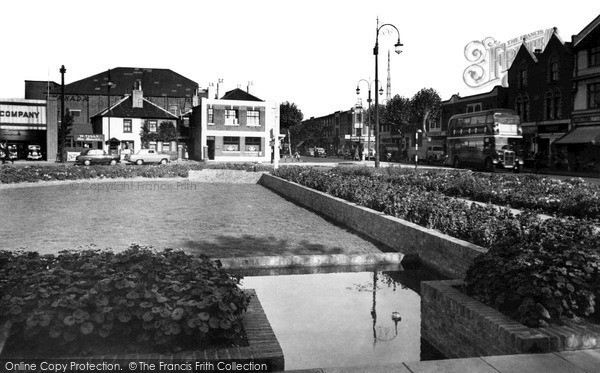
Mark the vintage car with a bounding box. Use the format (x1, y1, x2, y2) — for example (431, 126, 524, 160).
(126, 149, 170, 165)
(27, 145, 43, 161)
(7, 145, 18, 160)
(75, 148, 120, 166)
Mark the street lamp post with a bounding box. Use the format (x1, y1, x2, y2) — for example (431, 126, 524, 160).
(374, 19, 403, 167)
(356, 79, 383, 161)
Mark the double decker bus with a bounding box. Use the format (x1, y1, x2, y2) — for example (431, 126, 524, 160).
(445, 109, 524, 172)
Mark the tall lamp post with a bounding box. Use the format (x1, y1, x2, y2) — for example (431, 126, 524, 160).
(374, 19, 403, 167)
(356, 79, 383, 161)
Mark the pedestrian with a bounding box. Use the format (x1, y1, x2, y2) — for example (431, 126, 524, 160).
(294, 151, 300, 162)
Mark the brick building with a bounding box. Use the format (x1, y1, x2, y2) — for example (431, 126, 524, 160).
(555, 14, 600, 171)
(190, 86, 279, 162)
(506, 29, 574, 164)
(25, 67, 199, 160)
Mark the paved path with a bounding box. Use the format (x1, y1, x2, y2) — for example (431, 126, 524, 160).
(285, 349, 600, 372)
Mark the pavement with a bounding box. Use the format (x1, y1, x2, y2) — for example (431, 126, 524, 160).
(284, 349, 600, 373)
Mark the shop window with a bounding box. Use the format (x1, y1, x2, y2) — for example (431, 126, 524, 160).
(247, 110, 260, 126)
(123, 119, 132, 133)
(223, 136, 240, 151)
(245, 137, 261, 152)
(225, 109, 239, 125)
(589, 46, 600, 67)
(207, 108, 214, 125)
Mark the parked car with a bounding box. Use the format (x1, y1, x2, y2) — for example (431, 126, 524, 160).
(7, 145, 18, 160)
(126, 149, 170, 165)
(314, 147, 327, 158)
(426, 146, 445, 164)
(27, 145, 43, 161)
(75, 148, 120, 166)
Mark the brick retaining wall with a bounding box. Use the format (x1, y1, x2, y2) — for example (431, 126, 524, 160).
(421, 280, 600, 359)
(258, 173, 485, 279)
(0, 290, 285, 371)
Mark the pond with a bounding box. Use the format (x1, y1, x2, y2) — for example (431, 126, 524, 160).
(239, 264, 447, 371)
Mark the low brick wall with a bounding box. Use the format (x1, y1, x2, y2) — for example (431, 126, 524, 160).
(421, 280, 600, 359)
(217, 252, 403, 270)
(0, 290, 285, 371)
(189, 169, 265, 183)
(258, 173, 485, 279)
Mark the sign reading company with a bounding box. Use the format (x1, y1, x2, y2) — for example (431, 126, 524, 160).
(0, 104, 46, 125)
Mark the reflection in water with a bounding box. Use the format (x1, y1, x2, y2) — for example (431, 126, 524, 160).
(241, 270, 438, 370)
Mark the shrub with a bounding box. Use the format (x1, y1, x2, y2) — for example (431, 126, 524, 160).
(0, 163, 274, 184)
(0, 245, 251, 355)
(464, 216, 600, 327)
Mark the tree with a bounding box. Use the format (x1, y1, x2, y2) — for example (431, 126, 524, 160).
(410, 88, 442, 131)
(279, 102, 304, 131)
(58, 109, 73, 162)
(140, 120, 159, 148)
(158, 121, 179, 142)
(382, 95, 411, 135)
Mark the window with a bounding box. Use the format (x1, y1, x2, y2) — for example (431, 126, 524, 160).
(207, 108, 214, 124)
(247, 110, 260, 126)
(148, 120, 157, 132)
(588, 83, 600, 109)
(245, 137, 261, 152)
(466, 103, 482, 113)
(515, 95, 530, 122)
(553, 90, 562, 119)
(225, 109, 238, 125)
(223, 136, 240, 151)
(548, 57, 559, 82)
(123, 119, 132, 133)
(169, 105, 178, 116)
(69, 109, 81, 118)
(589, 46, 600, 67)
(519, 67, 528, 88)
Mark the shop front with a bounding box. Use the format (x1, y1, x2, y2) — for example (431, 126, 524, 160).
(0, 99, 50, 160)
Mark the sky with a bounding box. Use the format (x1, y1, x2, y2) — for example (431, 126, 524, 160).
(1, 0, 599, 119)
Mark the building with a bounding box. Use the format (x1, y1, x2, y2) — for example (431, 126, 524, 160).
(190, 86, 279, 162)
(25, 67, 199, 160)
(554, 14, 600, 171)
(506, 29, 574, 164)
(0, 98, 57, 160)
(90, 83, 179, 159)
(300, 105, 369, 158)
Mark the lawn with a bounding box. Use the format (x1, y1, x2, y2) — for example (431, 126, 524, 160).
(0, 180, 388, 257)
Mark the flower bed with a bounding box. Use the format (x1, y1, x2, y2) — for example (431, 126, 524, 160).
(0, 245, 251, 357)
(270, 167, 600, 326)
(348, 167, 599, 221)
(0, 163, 273, 184)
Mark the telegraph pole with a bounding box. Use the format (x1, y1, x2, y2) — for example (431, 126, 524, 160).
(60, 65, 66, 163)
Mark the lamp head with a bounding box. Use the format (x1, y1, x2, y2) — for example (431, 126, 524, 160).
(394, 41, 403, 54)
(379, 87, 384, 95)
(356, 86, 360, 95)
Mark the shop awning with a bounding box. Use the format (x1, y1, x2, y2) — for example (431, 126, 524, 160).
(554, 126, 600, 145)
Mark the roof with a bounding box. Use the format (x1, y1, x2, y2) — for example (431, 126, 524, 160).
(91, 96, 178, 120)
(554, 125, 600, 145)
(55, 67, 199, 98)
(220, 88, 263, 102)
(573, 14, 600, 48)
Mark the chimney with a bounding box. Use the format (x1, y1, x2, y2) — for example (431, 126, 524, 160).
(216, 78, 224, 99)
(247, 81, 254, 95)
(132, 79, 143, 108)
(207, 83, 216, 100)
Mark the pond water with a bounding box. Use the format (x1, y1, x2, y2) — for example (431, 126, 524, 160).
(240, 265, 446, 371)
